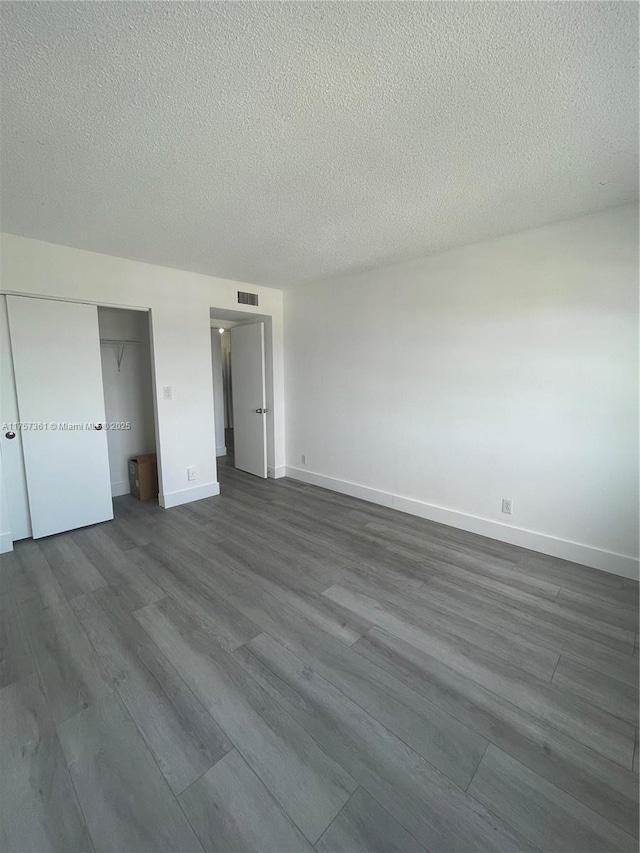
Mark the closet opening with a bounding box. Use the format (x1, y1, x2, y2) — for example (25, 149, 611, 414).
(98, 307, 158, 506)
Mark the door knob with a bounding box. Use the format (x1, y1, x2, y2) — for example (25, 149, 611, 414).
(255, 408, 268, 414)
(5, 431, 16, 439)
(94, 423, 103, 430)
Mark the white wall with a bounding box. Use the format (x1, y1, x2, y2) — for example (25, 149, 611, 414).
(0, 233, 285, 525)
(285, 204, 639, 578)
(98, 307, 156, 495)
(210, 328, 226, 456)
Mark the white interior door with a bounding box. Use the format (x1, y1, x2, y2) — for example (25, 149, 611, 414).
(7, 296, 113, 538)
(230, 322, 267, 478)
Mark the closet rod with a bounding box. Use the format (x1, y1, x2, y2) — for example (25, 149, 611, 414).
(100, 338, 144, 372)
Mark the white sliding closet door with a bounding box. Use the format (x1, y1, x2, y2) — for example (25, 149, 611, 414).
(7, 296, 113, 538)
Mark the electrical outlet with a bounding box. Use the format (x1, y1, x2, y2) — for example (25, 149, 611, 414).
(163, 386, 172, 400)
(501, 498, 513, 515)
(187, 467, 197, 481)
(301, 454, 307, 465)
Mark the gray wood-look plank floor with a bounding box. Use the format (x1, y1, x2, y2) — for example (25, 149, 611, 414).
(0, 456, 638, 853)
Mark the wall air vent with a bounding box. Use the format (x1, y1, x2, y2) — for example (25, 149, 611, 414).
(237, 291, 259, 306)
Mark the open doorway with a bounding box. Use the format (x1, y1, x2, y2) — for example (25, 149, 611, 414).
(210, 307, 275, 479)
(211, 318, 234, 460)
(98, 307, 158, 504)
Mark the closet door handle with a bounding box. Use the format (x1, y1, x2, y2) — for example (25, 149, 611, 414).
(5, 431, 16, 439)
(94, 423, 103, 430)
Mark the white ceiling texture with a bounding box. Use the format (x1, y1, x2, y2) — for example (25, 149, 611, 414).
(1, 2, 637, 288)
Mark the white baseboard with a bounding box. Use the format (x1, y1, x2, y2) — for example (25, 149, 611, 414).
(268, 466, 286, 480)
(0, 531, 13, 554)
(285, 466, 639, 580)
(160, 481, 221, 509)
(111, 480, 130, 498)
(216, 445, 227, 458)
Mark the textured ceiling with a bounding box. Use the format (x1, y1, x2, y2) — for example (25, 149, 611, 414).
(1, 2, 637, 288)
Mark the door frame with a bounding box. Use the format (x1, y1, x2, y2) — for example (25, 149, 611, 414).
(209, 306, 282, 484)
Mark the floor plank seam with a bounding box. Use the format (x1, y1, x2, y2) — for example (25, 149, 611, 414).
(96, 676, 207, 849)
(13, 587, 55, 709)
(349, 624, 636, 775)
(131, 615, 352, 845)
(55, 744, 99, 853)
(466, 749, 637, 853)
(254, 627, 488, 796)
(13, 584, 99, 853)
(312, 785, 360, 850)
(548, 653, 562, 684)
(329, 785, 432, 853)
(464, 739, 490, 793)
(73, 586, 234, 798)
(237, 630, 475, 842)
